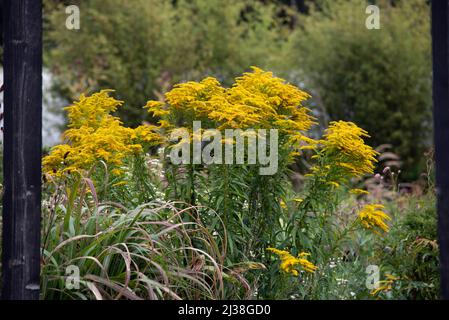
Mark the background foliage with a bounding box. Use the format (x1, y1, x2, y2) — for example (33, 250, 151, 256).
(282, 0, 431, 180)
(43, 0, 432, 179)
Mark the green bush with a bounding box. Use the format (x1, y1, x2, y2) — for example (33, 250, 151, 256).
(283, 0, 432, 179)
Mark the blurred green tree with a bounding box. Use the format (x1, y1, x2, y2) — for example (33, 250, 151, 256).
(44, 0, 287, 126)
(282, 0, 431, 179)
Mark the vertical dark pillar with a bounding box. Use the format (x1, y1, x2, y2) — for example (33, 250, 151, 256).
(432, 0, 449, 300)
(2, 0, 42, 300)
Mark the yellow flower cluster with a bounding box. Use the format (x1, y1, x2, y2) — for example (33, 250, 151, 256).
(321, 121, 378, 178)
(370, 274, 400, 296)
(145, 67, 315, 152)
(349, 188, 370, 195)
(358, 204, 391, 234)
(43, 90, 161, 177)
(267, 247, 318, 276)
(305, 121, 378, 186)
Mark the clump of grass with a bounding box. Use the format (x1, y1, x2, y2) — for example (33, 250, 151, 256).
(41, 177, 253, 300)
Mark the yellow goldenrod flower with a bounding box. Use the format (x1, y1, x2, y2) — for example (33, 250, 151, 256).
(370, 274, 400, 296)
(145, 100, 169, 117)
(280, 200, 287, 209)
(43, 90, 161, 178)
(267, 247, 318, 276)
(308, 121, 378, 186)
(327, 181, 340, 188)
(321, 121, 378, 178)
(349, 188, 370, 195)
(144, 67, 316, 159)
(358, 204, 391, 234)
(299, 145, 316, 151)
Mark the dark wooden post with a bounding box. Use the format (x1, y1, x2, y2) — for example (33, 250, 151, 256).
(432, 0, 449, 300)
(2, 0, 42, 300)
